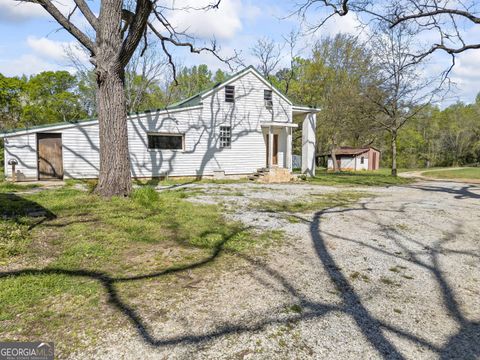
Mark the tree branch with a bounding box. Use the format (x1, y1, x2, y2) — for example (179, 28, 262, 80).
(120, 0, 154, 67)
(391, 8, 480, 27)
(17, 0, 95, 54)
(73, 0, 98, 30)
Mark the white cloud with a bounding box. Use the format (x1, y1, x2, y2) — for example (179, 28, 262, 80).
(164, 0, 248, 40)
(0, 54, 58, 76)
(450, 50, 480, 103)
(26, 36, 89, 64)
(0, 0, 47, 22)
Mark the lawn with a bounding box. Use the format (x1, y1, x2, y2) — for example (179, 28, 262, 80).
(306, 169, 413, 186)
(0, 183, 282, 357)
(421, 167, 480, 180)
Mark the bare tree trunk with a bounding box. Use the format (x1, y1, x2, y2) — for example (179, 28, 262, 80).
(391, 129, 398, 177)
(94, 0, 132, 197)
(331, 138, 339, 172)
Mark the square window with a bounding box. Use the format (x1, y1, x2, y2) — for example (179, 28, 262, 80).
(225, 85, 235, 103)
(148, 134, 183, 150)
(220, 126, 231, 148)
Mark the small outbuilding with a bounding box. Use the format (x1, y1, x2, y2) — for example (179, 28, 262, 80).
(326, 147, 381, 171)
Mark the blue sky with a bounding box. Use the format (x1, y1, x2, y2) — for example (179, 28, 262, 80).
(0, 0, 478, 106)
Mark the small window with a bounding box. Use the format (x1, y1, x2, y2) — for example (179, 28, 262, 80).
(225, 85, 235, 103)
(264, 89, 273, 109)
(148, 134, 183, 150)
(219, 126, 231, 148)
(360, 156, 365, 164)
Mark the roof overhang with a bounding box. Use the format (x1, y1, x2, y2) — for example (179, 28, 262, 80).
(292, 106, 321, 114)
(261, 122, 298, 128)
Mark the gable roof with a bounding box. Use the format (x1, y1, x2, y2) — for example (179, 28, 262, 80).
(166, 65, 293, 109)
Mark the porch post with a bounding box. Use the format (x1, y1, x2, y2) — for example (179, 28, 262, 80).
(286, 127, 292, 171)
(268, 126, 273, 168)
(301, 112, 316, 177)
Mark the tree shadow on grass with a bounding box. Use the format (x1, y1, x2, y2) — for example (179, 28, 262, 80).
(0, 193, 56, 230)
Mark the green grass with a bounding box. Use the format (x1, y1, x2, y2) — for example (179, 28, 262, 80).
(254, 191, 367, 214)
(0, 181, 39, 193)
(307, 169, 413, 186)
(0, 183, 282, 356)
(421, 167, 480, 180)
(133, 177, 248, 187)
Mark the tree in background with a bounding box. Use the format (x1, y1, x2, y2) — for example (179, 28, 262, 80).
(22, 71, 86, 125)
(166, 65, 215, 103)
(250, 37, 283, 80)
(0, 74, 25, 131)
(288, 34, 379, 171)
(366, 24, 438, 176)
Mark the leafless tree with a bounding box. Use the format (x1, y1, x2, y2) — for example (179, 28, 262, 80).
(18, 0, 236, 196)
(280, 29, 305, 95)
(366, 24, 440, 176)
(250, 37, 283, 79)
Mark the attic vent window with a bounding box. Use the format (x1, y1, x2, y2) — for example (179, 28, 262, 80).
(219, 126, 231, 148)
(264, 90, 273, 109)
(225, 85, 235, 103)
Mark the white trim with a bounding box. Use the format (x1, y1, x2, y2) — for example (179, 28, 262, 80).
(292, 106, 321, 113)
(200, 67, 293, 106)
(261, 122, 298, 128)
(1, 105, 204, 138)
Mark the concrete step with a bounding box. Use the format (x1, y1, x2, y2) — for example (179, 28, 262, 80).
(256, 168, 270, 173)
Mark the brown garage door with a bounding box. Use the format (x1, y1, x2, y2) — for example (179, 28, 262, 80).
(37, 133, 63, 180)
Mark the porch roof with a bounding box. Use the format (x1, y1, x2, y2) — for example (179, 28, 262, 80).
(260, 122, 298, 128)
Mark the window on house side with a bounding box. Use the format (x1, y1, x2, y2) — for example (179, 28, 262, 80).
(220, 126, 231, 148)
(225, 85, 235, 103)
(360, 156, 365, 164)
(264, 89, 273, 109)
(148, 134, 183, 150)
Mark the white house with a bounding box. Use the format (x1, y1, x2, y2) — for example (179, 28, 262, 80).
(2, 66, 318, 181)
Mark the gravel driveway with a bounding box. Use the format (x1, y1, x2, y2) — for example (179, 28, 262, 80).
(74, 180, 480, 359)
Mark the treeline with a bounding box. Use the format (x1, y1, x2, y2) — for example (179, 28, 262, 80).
(1, 33, 479, 169)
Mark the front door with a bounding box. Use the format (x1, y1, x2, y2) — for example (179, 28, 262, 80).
(38, 133, 63, 180)
(272, 134, 279, 165)
(266, 134, 279, 167)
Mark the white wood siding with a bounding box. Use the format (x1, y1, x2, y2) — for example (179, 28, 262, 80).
(327, 156, 369, 171)
(3, 134, 37, 180)
(50, 124, 100, 178)
(3, 69, 294, 180)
